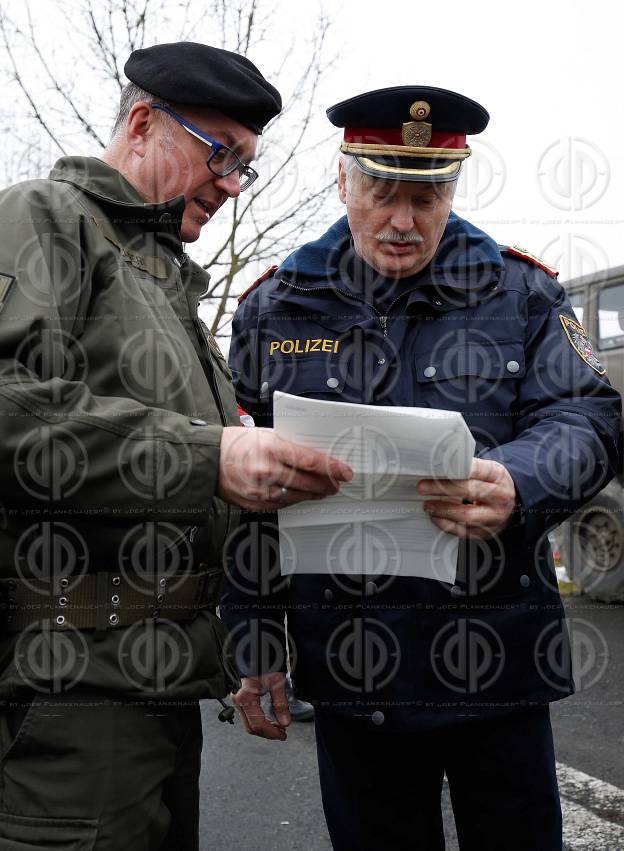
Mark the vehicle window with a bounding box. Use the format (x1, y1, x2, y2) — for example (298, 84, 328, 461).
(598, 282, 624, 349)
(568, 292, 584, 327)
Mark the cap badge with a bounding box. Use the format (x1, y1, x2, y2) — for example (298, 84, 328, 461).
(402, 121, 432, 147)
(409, 101, 430, 120)
(401, 101, 432, 146)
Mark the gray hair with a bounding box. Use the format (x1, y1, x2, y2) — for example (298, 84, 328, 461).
(110, 82, 176, 140)
(341, 155, 359, 192)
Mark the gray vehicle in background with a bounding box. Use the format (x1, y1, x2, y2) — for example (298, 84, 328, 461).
(559, 266, 624, 601)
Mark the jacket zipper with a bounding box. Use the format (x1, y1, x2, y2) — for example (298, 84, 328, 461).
(279, 279, 389, 336)
(280, 278, 430, 337)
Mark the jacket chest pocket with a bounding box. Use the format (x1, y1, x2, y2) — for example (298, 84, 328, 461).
(260, 356, 350, 404)
(414, 341, 525, 444)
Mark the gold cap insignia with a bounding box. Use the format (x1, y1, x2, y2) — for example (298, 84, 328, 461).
(409, 100, 430, 120)
(402, 121, 432, 147)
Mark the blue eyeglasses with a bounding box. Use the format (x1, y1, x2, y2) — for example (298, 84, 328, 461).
(151, 104, 258, 192)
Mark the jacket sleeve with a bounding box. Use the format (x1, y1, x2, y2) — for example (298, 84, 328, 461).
(481, 270, 621, 543)
(0, 182, 223, 520)
(220, 288, 290, 677)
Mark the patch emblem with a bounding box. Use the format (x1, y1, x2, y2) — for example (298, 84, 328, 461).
(559, 314, 606, 375)
(0, 273, 16, 313)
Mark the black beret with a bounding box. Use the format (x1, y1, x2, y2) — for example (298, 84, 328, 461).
(124, 42, 282, 134)
(327, 85, 489, 182)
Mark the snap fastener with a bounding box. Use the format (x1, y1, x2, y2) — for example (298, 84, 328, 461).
(190, 418, 207, 426)
(324, 588, 333, 602)
(506, 360, 520, 374)
(378, 358, 386, 365)
(326, 377, 339, 389)
(58, 596, 69, 607)
(55, 615, 65, 626)
(365, 581, 377, 596)
(109, 613, 119, 626)
(423, 366, 437, 378)
(112, 576, 121, 586)
(111, 594, 120, 605)
(59, 578, 69, 588)
(371, 711, 385, 726)
(260, 381, 269, 395)
(520, 574, 531, 588)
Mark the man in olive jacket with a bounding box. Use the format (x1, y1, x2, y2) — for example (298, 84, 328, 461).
(0, 42, 351, 851)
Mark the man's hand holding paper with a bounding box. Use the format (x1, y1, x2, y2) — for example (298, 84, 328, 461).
(418, 457, 518, 540)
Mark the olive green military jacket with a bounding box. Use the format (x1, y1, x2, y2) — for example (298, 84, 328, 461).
(0, 156, 240, 700)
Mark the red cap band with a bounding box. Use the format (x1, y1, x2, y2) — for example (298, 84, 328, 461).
(343, 127, 466, 149)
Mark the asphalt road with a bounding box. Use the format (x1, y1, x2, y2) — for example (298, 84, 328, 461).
(199, 596, 624, 851)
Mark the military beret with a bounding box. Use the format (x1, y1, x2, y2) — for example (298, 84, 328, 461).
(327, 85, 489, 182)
(124, 42, 282, 134)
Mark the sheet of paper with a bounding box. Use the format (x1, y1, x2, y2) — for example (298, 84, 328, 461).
(273, 392, 475, 584)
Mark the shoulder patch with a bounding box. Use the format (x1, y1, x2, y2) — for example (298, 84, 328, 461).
(237, 264, 279, 303)
(503, 245, 558, 278)
(559, 314, 606, 375)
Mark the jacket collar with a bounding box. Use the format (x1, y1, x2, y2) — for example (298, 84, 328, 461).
(48, 156, 185, 244)
(276, 212, 505, 300)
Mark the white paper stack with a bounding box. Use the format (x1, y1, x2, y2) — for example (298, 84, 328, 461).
(273, 392, 475, 585)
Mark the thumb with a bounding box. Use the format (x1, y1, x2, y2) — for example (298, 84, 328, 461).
(268, 677, 292, 728)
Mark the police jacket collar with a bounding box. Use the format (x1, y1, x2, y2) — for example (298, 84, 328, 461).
(276, 212, 505, 299)
(49, 156, 185, 242)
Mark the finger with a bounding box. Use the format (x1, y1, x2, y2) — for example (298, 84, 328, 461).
(417, 478, 496, 501)
(277, 438, 352, 482)
(233, 695, 288, 741)
(240, 487, 328, 513)
(424, 501, 505, 526)
(268, 680, 292, 728)
(469, 457, 502, 484)
(426, 513, 497, 540)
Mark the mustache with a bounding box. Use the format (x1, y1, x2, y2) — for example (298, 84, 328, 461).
(375, 231, 424, 243)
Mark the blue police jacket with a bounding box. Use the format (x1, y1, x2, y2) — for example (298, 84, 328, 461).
(221, 213, 621, 729)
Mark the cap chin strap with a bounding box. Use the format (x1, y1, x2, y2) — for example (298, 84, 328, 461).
(354, 155, 463, 183)
(341, 142, 472, 161)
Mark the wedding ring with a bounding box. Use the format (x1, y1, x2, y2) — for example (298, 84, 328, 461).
(280, 486, 289, 499)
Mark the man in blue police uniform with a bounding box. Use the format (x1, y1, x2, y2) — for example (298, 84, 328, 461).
(221, 86, 621, 850)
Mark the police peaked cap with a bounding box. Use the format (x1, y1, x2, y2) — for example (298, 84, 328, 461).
(327, 85, 489, 182)
(124, 42, 282, 134)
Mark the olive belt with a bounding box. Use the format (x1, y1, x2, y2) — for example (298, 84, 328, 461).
(0, 568, 223, 633)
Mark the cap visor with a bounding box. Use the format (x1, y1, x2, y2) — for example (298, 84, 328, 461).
(354, 155, 462, 183)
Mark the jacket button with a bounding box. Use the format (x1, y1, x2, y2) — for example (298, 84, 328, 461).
(519, 574, 531, 588)
(434, 299, 443, 307)
(190, 418, 207, 426)
(324, 588, 333, 602)
(424, 366, 437, 378)
(506, 360, 520, 374)
(371, 710, 385, 726)
(326, 377, 339, 389)
(260, 381, 269, 395)
(365, 581, 377, 596)
(377, 358, 386, 365)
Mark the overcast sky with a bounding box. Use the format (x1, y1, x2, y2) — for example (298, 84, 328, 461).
(3, 0, 623, 287)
